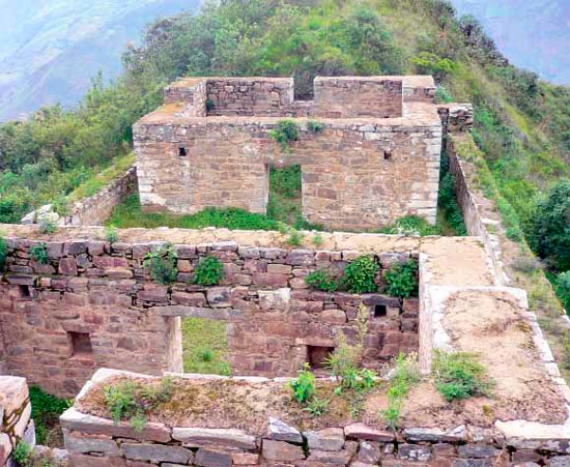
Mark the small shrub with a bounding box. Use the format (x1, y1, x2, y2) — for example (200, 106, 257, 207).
(305, 270, 338, 292)
(384, 260, 418, 299)
(341, 255, 379, 294)
(30, 243, 49, 264)
(326, 333, 361, 393)
(201, 349, 213, 362)
(432, 351, 493, 402)
(289, 363, 316, 403)
(0, 237, 7, 269)
(104, 377, 173, 432)
(511, 256, 543, 274)
(40, 220, 57, 234)
(286, 230, 304, 247)
(557, 271, 570, 311)
(29, 385, 72, 446)
(144, 243, 178, 285)
(380, 353, 420, 430)
(307, 121, 324, 133)
(105, 225, 119, 245)
(194, 256, 224, 286)
(13, 440, 33, 466)
(51, 195, 70, 217)
(304, 397, 329, 417)
(312, 232, 323, 247)
(270, 120, 299, 154)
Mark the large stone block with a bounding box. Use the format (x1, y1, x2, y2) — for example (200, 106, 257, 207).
(262, 440, 305, 461)
(172, 427, 257, 450)
(122, 443, 193, 464)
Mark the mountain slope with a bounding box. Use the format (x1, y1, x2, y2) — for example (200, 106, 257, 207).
(451, 0, 570, 85)
(0, 0, 197, 121)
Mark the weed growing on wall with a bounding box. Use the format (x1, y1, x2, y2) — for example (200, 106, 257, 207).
(380, 353, 420, 430)
(143, 243, 178, 285)
(303, 397, 330, 418)
(104, 377, 173, 432)
(269, 120, 299, 154)
(307, 121, 324, 133)
(305, 270, 338, 292)
(40, 220, 57, 234)
(341, 255, 379, 293)
(289, 363, 316, 404)
(105, 225, 119, 245)
(30, 243, 49, 265)
(13, 440, 33, 466)
(194, 256, 224, 286)
(311, 232, 323, 247)
(556, 272, 570, 311)
(384, 260, 419, 299)
(432, 351, 493, 402)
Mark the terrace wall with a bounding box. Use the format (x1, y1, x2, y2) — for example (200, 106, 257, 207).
(0, 236, 418, 397)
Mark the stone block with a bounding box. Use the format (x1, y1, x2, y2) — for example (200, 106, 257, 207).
(398, 443, 431, 462)
(68, 454, 127, 467)
(305, 428, 345, 451)
(122, 443, 193, 464)
(262, 440, 305, 461)
(320, 309, 347, 325)
(357, 441, 381, 464)
(344, 424, 394, 442)
(64, 433, 120, 456)
(172, 427, 256, 450)
(195, 448, 232, 467)
(457, 445, 500, 459)
(206, 287, 231, 307)
(267, 417, 303, 444)
(231, 451, 260, 465)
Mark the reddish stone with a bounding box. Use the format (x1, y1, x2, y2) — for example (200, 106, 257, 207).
(58, 258, 78, 276)
(253, 273, 288, 288)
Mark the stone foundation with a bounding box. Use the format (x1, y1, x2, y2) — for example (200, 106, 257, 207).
(0, 376, 35, 466)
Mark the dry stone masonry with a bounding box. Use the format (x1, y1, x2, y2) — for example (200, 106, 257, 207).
(0, 376, 35, 466)
(134, 76, 444, 229)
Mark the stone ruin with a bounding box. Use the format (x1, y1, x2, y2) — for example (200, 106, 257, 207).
(133, 76, 444, 230)
(1, 75, 569, 466)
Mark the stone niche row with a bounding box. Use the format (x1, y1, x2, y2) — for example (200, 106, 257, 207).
(62, 371, 570, 467)
(0, 376, 34, 466)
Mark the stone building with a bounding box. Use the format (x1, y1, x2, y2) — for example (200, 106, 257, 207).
(133, 76, 442, 230)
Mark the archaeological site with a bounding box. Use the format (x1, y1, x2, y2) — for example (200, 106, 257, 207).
(1, 74, 570, 467)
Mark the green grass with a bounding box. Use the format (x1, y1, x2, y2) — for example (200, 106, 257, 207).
(68, 152, 135, 202)
(29, 385, 72, 447)
(182, 318, 230, 375)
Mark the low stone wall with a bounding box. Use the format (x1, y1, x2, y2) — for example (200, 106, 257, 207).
(0, 234, 419, 396)
(62, 369, 570, 467)
(0, 376, 34, 466)
(21, 166, 137, 228)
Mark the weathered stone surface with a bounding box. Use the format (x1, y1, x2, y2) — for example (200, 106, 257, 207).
(122, 443, 193, 464)
(550, 457, 570, 467)
(231, 451, 260, 465)
(262, 440, 305, 461)
(457, 444, 500, 459)
(195, 448, 232, 467)
(267, 417, 303, 444)
(60, 408, 171, 443)
(357, 441, 381, 464)
(305, 428, 345, 451)
(344, 423, 395, 442)
(64, 434, 120, 456)
(398, 443, 431, 462)
(172, 427, 256, 450)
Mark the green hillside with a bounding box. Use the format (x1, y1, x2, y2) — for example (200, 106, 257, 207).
(0, 1, 568, 278)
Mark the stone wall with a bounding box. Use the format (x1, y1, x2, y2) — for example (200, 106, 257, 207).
(62, 369, 570, 467)
(0, 376, 35, 466)
(0, 235, 418, 397)
(134, 75, 442, 229)
(134, 116, 442, 229)
(21, 166, 137, 228)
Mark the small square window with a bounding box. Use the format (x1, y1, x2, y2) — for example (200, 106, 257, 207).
(178, 147, 187, 157)
(383, 151, 392, 161)
(308, 346, 334, 370)
(69, 332, 93, 356)
(18, 285, 31, 299)
(374, 304, 387, 318)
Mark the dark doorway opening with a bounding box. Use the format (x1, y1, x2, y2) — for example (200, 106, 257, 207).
(308, 345, 335, 370)
(69, 332, 93, 357)
(374, 304, 388, 318)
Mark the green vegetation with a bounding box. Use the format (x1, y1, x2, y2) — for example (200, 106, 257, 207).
(557, 272, 570, 311)
(193, 256, 224, 286)
(307, 121, 324, 133)
(437, 153, 467, 236)
(378, 215, 441, 237)
(105, 225, 119, 245)
(432, 351, 493, 402)
(182, 318, 230, 375)
(304, 397, 330, 418)
(528, 180, 570, 273)
(269, 120, 299, 154)
(29, 385, 72, 447)
(289, 363, 317, 404)
(0, 236, 7, 270)
(30, 243, 49, 264)
(380, 353, 420, 430)
(384, 260, 419, 299)
(285, 230, 305, 247)
(13, 440, 33, 467)
(104, 377, 173, 432)
(305, 269, 338, 292)
(341, 255, 379, 294)
(143, 243, 178, 285)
